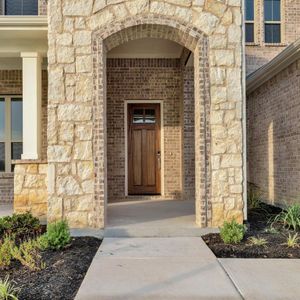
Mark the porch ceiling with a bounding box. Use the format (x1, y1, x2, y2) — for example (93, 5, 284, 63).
(0, 32, 47, 57)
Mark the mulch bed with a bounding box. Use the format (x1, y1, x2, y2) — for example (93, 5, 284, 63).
(203, 204, 300, 258)
(0, 237, 101, 300)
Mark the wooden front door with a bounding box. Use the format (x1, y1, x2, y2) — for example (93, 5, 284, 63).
(128, 103, 161, 195)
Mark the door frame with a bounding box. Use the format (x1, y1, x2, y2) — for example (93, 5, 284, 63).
(124, 100, 164, 197)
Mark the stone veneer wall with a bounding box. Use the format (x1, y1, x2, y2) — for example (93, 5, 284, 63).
(245, 0, 300, 75)
(47, 0, 245, 228)
(107, 58, 183, 202)
(0, 70, 48, 204)
(247, 59, 300, 207)
(14, 162, 48, 221)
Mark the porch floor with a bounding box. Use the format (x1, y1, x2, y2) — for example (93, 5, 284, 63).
(105, 199, 218, 237)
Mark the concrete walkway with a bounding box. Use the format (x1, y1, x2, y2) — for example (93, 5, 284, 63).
(75, 237, 242, 300)
(0, 204, 13, 217)
(106, 199, 218, 237)
(220, 258, 300, 300)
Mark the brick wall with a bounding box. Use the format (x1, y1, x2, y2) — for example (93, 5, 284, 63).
(0, 70, 48, 204)
(246, 0, 300, 75)
(182, 66, 195, 199)
(0, 173, 13, 203)
(247, 59, 300, 207)
(106, 58, 194, 202)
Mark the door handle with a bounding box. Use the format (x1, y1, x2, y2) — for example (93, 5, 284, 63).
(157, 151, 161, 170)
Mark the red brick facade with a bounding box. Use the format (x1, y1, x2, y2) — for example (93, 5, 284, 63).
(246, 0, 300, 75)
(106, 58, 195, 202)
(247, 60, 300, 206)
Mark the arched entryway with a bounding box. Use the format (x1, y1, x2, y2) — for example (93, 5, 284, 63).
(92, 16, 211, 229)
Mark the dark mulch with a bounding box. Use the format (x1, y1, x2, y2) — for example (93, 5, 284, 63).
(0, 237, 102, 300)
(203, 204, 300, 258)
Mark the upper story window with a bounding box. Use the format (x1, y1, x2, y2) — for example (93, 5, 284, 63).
(0, 97, 23, 172)
(4, 0, 38, 15)
(245, 0, 255, 43)
(264, 0, 281, 43)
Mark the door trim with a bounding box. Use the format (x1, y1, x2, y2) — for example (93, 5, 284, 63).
(124, 100, 164, 197)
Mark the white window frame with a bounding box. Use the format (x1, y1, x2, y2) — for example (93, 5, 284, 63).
(0, 95, 23, 173)
(264, 0, 282, 44)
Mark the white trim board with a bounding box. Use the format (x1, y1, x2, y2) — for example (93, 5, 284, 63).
(124, 100, 164, 197)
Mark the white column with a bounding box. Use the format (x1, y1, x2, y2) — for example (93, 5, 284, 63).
(21, 52, 42, 160)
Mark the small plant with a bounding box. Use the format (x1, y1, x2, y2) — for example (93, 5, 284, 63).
(264, 226, 279, 234)
(0, 277, 19, 300)
(248, 236, 268, 246)
(35, 234, 49, 251)
(286, 233, 299, 248)
(0, 237, 14, 269)
(11, 239, 45, 271)
(247, 189, 262, 209)
(45, 220, 71, 250)
(273, 204, 300, 231)
(220, 219, 246, 244)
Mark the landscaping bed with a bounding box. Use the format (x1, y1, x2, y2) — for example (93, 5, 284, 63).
(203, 203, 300, 258)
(0, 213, 101, 300)
(0, 237, 101, 300)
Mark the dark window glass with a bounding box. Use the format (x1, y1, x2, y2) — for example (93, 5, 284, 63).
(265, 24, 281, 43)
(246, 0, 254, 20)
(0, 143, 4, 171)
(11, 98, 23, 141)
(273, 0, 281, 20)
(246, 23, 254, 43)
(133, 109, 144, 124)
(0, 99, 4, 141)
(264, 0, 281, 21)
(144, 109, 156, 124)
(5, 0, 38, 15)
(11, 142, 23, 171)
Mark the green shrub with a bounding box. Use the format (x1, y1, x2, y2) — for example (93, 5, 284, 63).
(11, 239, 45, 271)
(0, 213, 40, 240)
(220, 219, 246, 244)
(45, 220, 71, 250)
(286, 233, 299, 248)
(248, 236, 268, 246)
(0, 237, 14, 269)
(273, 204, 300, 231)
(0, 276, 19, 300)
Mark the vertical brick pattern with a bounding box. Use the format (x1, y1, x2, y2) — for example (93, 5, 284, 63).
(0, 70, 48, 204)
(247, 60, 300, 206)
(246, 0, 300, 75)
(182, 66, 195, 199)
(107, 58, 183, 202)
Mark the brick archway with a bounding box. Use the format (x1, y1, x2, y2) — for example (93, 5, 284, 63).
(92, 15, 211, 228)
